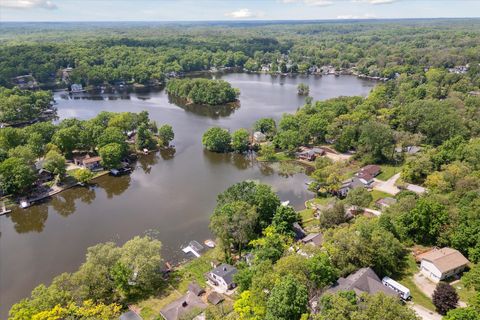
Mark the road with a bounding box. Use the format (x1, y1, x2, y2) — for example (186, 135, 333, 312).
(373, 173, 401, 195)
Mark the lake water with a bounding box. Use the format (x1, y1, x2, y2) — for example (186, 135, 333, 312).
(0, 73, 375, 317)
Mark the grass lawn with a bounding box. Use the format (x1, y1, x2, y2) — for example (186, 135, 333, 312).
(454, 280, 477, 303)
(394, 255, 436, 311)
(257, 151, 293, 162)
(377, 165, 402, 181)
(138, 249, 218, 319)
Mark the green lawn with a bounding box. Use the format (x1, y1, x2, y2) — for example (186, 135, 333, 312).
(454, 280, 477, 303)
(257, 151, 293, 162)
(394, 255, 436, 311)
(377, 165, 402, 181)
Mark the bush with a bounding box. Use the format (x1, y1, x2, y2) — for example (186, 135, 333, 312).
(432, 282, 459, 315)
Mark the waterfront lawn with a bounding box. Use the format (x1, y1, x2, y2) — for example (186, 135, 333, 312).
(394, 255, 436, 311)
(377, 165, 402, 181)
(138, 249, 218, 319)
(257, 151, 293, 162)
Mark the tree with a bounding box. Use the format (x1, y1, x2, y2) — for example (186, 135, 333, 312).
(234, 290, 266, 320)
(274, 130, 302, 154)
(232, 129, 250, 153)
(432, 282, 459, 315)
(253, 118, 276, 137)
(51, 126, 81, 156)
(158, 124, 174, 147)
(265, 275, 308, 320)
(135, 123, 157, 151)
(43, 150, 66, 178)
(28, 300, 121, 320)
(272, 205, 299, 236)
(250, 226, 289, 263)
(8, 145, 36, 164)
(345, 187, 372, 208)
(319, 201, 349, 229)
(0, 157, 35, 195)
(202, 127, 232, 153)
(307, 252, 338, 289)
(99, 143, 124, 169)
(462, 265, 480, 291)
(97, 127, 125, 148)
(210, 201, 258, 258)
(259, 143, 276, 161)
(72, 168, 94, 184)
(297, 83, 310, 95)
(357, 121, 395, 163)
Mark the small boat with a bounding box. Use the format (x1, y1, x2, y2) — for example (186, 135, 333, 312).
(281, 200, 290, 207)
(204, 239, 216, 248)
(20, 199, 31, 209)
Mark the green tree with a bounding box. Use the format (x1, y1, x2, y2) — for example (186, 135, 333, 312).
(234, 290, 266, 320)
(250, 226, 289, 263)
(232, 128, 250, 153)
(52, 126, 81, 156)
(307, 252, 338, 289)
(265, 275, 308, 320)
(274, 130, 302, 154)
(462, 265, 480, 291)
(202, 127, 232, 153)
(345, 187, 373, 208)
(72, 168, 94, 184)
(259, 143, 276, 161)
(357, 121, 395, 163)
(8, 145, 36, 164)
(158, 124, 174, 147)
(43, 150, 67, 178)
(319, 201, 348, 229)
(99, 143, 124, 169)
(272, 205, 299, 236)
(297, 83, 310, 95)
(0, 157, 35, 195)
(135, 124, 156, 151)
(253, 118, 276, 137)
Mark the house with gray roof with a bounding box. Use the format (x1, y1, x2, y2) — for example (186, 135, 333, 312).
(206, 263, 237, 292)
(325, 267, 398, 298)
(159, 291, 207, 320)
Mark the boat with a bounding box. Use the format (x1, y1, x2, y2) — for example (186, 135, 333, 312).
(20, 199, 31, 209)
(281, 200, 290, 206)
(204, 239, 216, 248)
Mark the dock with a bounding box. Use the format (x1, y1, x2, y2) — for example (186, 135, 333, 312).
(182, 240, 205, 258)
(0, 201, 12, 215)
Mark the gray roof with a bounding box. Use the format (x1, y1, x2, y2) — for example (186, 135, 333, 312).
(188, 282, 205, 296)
(160, 291, 207, 320)
(301, 233, 323, 246)
(293, 222, 307, 240)
(210, 263, 237, 286)
(120, 311, 143, 320)
(207, 291, 225, 305)
(326, 267, 397, 298)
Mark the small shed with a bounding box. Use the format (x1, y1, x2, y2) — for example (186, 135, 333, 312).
(188, 282, 205, 296)
(207, 292, 224, 305)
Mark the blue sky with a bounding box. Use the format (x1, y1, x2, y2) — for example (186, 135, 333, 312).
(1, 0, 479, 22)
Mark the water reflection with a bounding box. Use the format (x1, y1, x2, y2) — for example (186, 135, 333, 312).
(9, 206, 49, 233)
(95, 175, 131, 198)
(159, 147, 176, 161)
(137, 153, 160, 174)
(168, 95, 238, 118)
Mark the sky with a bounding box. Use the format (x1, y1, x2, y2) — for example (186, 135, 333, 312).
(0, 0, 479, 22)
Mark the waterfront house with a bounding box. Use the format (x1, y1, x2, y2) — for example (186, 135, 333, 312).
(418, 247, 470, 282)
(37, 169, 54, 184)
(73, 154, 102, 170)
(253, 131, 267, 143)
(300, 232, 323, 247)
(71, 83, 84, 93)
(159, 291, 207, 320)
(206, 263, 238, 292)
(297, 149, 316, 161)
(338, 177, 366, 197)
(325, 267, 398, 298)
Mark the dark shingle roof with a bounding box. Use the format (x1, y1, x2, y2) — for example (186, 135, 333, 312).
(207, 291, 225, 305)
(188, 282, 205, 296)
(210, 263, 237, 286)
(159, 291, 207, 320)
(120, 311, 143, 320)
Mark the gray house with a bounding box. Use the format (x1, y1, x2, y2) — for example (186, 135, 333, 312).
(159, 291, 207, 320)
(206, 263, 238, 292)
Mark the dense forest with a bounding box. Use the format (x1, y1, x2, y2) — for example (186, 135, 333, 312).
(1, 19, 480, 87)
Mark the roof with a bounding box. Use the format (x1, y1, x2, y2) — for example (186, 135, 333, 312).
(82, 155, 102, 164)
(293, 222, 307, 240)
(357, 171, 374, 182)
(359, 165, 381, 177)
(342, 177, 366, 190)
(210, 264, 238, 286)
(301, 233, 323, 246)
(207, 292, 224, 305)
(160, 291, 207, 320)
(376, 197, 397, 206)
(120, 311, 143, 320)
(418, 248, 470, 273)
(188, 282, 205, 296)
(326, 267, 397, 298)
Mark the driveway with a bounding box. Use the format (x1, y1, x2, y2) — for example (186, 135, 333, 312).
(414, 272, 436, 297)
(409, 303, 442, 320)
(373, 173, 401, 195)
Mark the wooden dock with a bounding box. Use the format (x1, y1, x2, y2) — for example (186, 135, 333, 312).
(0, 201, 12, 216)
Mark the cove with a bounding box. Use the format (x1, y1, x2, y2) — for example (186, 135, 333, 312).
(0, 73, 376, 317)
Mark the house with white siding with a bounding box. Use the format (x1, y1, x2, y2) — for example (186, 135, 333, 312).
(418, 247, 470, 282)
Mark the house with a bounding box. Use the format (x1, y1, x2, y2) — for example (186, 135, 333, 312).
(120, 311, 143, 320)
(253, 131, 267, 143)
(395, 146, 421, 155)
(73, 155, 102, 170)
(300, 233, 323, 247)
(70, 83, 84, 93)
(188, 282, 205, 296)
(325, 267, 398, 298)
(38, 169, 54, 183)
(206, 263, 238, 292)
(356, 165, 381, 185)
(375, 197, 397, 209)
(418, 247, 470, 282)
(12, 75, 38, 89)
(338, 177, 366, 197)
(159, 291, 207, 320)
(297, 150, 316, 161)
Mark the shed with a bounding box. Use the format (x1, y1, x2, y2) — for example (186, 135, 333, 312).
(207, 292, 224, 305)
(301, 233, 323, 247)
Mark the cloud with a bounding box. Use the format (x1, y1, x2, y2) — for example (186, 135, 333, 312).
(0, 0, 57, 9)
(283, 0, 397, 5)
(225, 8, 260, 19)
(337, 13, 378, 19)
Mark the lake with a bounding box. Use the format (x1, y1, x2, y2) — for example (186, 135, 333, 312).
(0, 73, 375, 317)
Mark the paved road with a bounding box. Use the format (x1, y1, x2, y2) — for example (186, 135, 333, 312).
(373, 173, 401, 195)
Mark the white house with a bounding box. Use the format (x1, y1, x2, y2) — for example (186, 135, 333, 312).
(253, 131, 267, 143)
(206, 263, 237, 292)
(418, 247, 470, 282)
